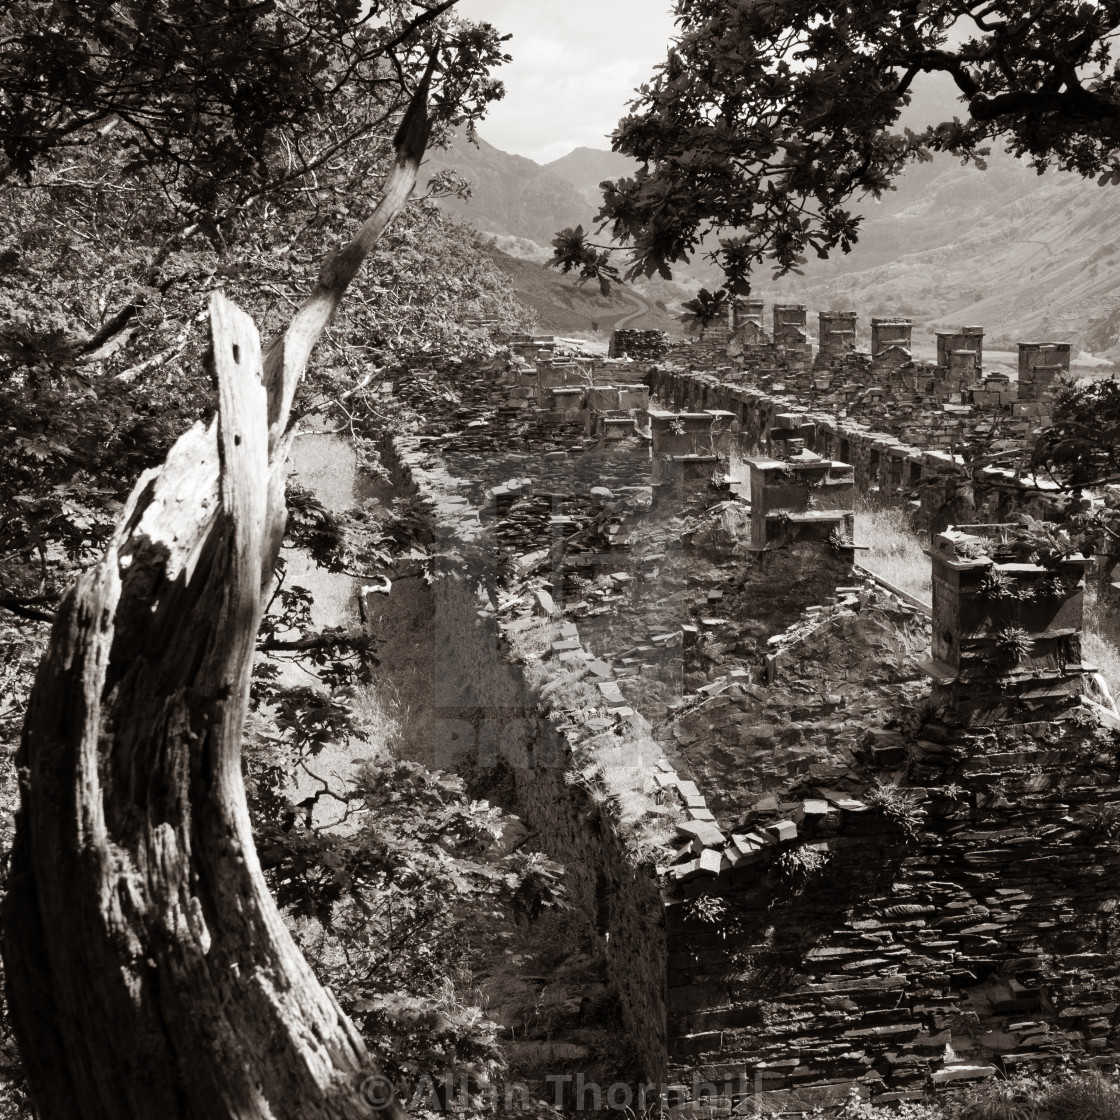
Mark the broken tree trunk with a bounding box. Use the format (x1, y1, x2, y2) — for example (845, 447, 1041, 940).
(0, 54, 439, 1120)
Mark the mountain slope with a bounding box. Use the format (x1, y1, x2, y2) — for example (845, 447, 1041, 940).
(428, 125, 1120, 353)
(426, 133, 597, 246)
(758, 150, 1120, 350)
(485, 248, 680, 334)
(544, 147, 637, 206)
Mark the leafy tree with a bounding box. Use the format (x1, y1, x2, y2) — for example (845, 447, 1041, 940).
(548, 224, 622, 295)
(678, 287, 728, 337)
(1032, 377, 1120, 492)
(0, 0, 506, 203)
(251, 754, 563, 1101)
(554, 0, 1120, 292)
(1028, 376, 1120, 559)
(0, 177, 530, 624)
(0, 4, 535, 1116)
(0, 0, 530, 626)
(0, 0, 510, 384)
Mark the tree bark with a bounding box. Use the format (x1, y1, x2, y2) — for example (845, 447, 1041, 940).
(1, 53, 438, 1120)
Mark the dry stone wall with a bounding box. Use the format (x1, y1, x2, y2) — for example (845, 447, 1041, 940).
(609, 329, 669, 361)
(667, 715, 1120, 1110)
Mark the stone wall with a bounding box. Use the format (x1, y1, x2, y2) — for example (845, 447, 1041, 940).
(666, 717, 1120, 1108)
(610, 329, 669, 361)
(383, 427, 672, 1082)
(646, 366, 1068, 531)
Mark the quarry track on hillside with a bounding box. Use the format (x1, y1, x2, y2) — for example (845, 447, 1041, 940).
(614, 287, 654, 329)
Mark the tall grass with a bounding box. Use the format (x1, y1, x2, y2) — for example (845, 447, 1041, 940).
(350, 679, 406, 758)
(1084, 627, 1120, 704)
(855, 505, 932, 605)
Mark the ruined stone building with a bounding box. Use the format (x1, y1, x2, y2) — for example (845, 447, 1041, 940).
(370, 306, 1120, 1113)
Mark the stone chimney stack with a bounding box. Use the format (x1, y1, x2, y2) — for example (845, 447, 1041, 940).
(746, 454, 854, 549)
(871, 317, 912, 358)
(1017, 342, 1071, 402)
(817, 311, 857, 359)
(922, 525, 1091, 725)
(730, 298, 764, 333)
(773, 304, 808, 346)
(936, 326, 983, 371)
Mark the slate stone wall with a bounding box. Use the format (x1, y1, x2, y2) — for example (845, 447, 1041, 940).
(646, 366, 1068, 533)
(663, 720, 1120, 1108)
(610, 329, 669, 361)
(383, 426, 672, 1082)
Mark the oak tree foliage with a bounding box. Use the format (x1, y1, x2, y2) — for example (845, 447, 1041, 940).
(0, 0, 506, 206)
(0, 0, 530, 624)
(553, 0, 1120, 292)
(1032, 377, 1120, 492)
(678, 287, 729, 336)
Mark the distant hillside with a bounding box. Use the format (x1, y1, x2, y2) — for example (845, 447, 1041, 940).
(426, 126, 1120, 355)
(544, 147, 638, 206)
(757, 149, 1120, 353)
(425, 133, 596, 246)
(485, 247, 681, 335)
(425, 133, 682, 332)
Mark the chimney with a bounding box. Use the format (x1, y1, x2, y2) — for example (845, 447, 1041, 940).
(922, 525, 1091, 725)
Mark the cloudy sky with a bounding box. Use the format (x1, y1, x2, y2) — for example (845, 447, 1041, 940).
(454, 0, 678, 164)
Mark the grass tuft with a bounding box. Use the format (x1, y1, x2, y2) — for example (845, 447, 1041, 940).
(1084, 628, 1120, 705)
(855, 506, 932, 605)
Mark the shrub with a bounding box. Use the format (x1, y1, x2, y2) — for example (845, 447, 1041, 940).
(685, 895, 728, 926)
(948, 1079, 1041, 1120)
(1075, 801, 1120, 840)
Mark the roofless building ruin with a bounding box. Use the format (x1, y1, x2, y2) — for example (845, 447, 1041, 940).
(364, 302, 1120, 1112)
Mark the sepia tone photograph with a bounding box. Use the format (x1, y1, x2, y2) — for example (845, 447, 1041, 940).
(3, 1, 1120, 1117)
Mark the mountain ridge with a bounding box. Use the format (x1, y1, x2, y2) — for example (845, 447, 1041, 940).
(428, 128, 1120, 354)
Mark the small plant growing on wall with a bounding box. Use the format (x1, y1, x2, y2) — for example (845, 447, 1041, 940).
(683, 895, 741, 940)
(866, 781, 925, 840)
(685, 895, 727, 926)
(1042, 573, 1072, 599)
(828, 525, 853, 552)
(1075, 802, 1120, 840)
(978, 567, 1034, 601)
(989, 624, 1034, 667)
(956, 537, 994, 560)
(774, 845, 832, 889)
(1008, 514, 1080, 567)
